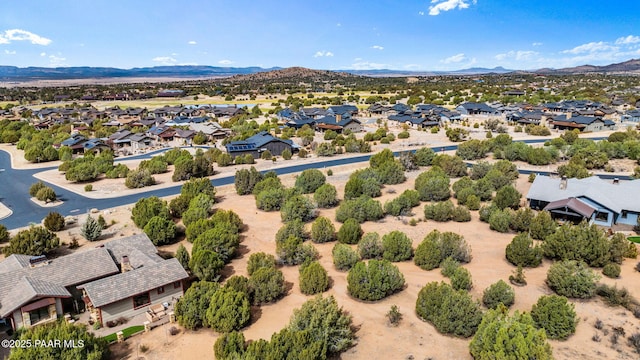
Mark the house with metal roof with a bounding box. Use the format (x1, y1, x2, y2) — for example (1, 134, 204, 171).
(456, 102, 499, 116)
(0, 234, 188, 330)
(526, 175, 640, 227)
(550, 114, 615, 132)
(225, 131, 296, 158)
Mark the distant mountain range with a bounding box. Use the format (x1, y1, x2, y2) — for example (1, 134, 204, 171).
(0, 59, 639, 81)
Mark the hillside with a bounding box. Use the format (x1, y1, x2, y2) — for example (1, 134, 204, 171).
(536, 58, 640, 74)
(229, 66, 361, 83)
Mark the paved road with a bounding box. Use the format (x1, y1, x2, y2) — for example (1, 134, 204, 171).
(0, 136, 623, 230)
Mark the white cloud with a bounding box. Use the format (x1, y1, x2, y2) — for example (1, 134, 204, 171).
(4, 50, 16, 55)
(562, 41, 618, 54)
(403, 64, 421, 70)
(48, 54, 66, 66)
(371, 45, 384, 50)
(152, 56, 177, 65)
(0, 29, 52, 45)
(40, 52, 46, 57)
(188, 40, 197, 45)
(313, 51, 334, 58)
(441, 53, 467, 64)
(418, 11, 425, 15)
(429, 0, 476, 16)
(495, 50, 538, 61)
(336, 23, 341, 27)
(615, 35, 640, 45)
(532, 42, 543, 47)
(218, 59, 233, 65)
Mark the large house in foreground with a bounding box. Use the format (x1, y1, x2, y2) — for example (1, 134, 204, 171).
(526, 175, 640, 227)
(0, 234, 188, 330)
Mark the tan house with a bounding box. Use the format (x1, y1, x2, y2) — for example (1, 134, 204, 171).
(0, 234, 188, 330)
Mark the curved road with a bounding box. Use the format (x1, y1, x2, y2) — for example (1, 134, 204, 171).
(0, 137, 621, 230)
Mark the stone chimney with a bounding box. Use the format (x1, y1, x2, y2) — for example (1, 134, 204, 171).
(560, 176, 567, 190)
(336, 114, 342, 123)
(121, 255, 132, 273)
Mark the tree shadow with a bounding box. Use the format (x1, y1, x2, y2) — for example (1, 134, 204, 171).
(249, 306, 263, 325)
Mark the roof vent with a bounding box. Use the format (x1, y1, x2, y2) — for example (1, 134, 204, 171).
(121, 255, 133, 273)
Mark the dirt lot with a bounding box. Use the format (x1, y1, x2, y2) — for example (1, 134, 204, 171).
(64, 164, 640, 360)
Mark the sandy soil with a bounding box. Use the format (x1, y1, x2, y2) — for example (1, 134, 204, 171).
(92, 164, 640, 360)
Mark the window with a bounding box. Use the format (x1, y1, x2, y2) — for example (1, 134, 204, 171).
(133, 292, 151, 309)
(157, 286, 165, 295)
(622, 211, 628, 219)
(29, 307, 50, 325)
(173, 281, 181, 289)
(595, 211, 608, 222)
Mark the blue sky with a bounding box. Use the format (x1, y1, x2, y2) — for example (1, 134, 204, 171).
(1, 0, 639, 71)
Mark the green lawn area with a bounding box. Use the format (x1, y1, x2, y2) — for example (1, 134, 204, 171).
(102, 325, 145, 343)
(628, 236, 640, 244)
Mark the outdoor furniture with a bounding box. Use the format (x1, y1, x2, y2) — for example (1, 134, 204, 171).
(145, 303, 166, 322)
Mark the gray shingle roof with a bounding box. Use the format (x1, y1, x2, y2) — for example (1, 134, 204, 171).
(0, 277, 72, 318)
(101, 233, 162, 266)
(80, 258, 188, 308)
(527, 175, 640, 214)
(0, 254, 32, 274)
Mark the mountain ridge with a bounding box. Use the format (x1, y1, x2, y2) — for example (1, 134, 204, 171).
(0, 59, 639, 81)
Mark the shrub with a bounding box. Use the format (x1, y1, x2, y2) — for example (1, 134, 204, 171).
(482, 280, 515, 309)
(440, 257, 460, 278)
(205, 287, 251, 332)
(415, 282, 482, 338)
(0, 224, 9, 244)
(299, 261, 329, 295)
(530, 295, 578, 340)
(295, 169, 326, 194)
(451, 206, 471, 222)
(43, 212, 65, 232)
(509, 265, 527, 286)
(189, 250, 224, 281)
(81, 215, 102, 241)
(314, 183, 339, 208)
(281, 148, 292, 160)
(424, 200, 455, 222)
(542, 221, 611, 267)
(510, 208, 535, 233)
(260, 150, 273, 160)
(414, 230, 471, 270)
(234, 167, 264, 195)
(175, 244, 190, 271)
(280, 194, 315, 223)
(249, 267, 285, 305)
(335, 196, 383, 223)
(310, 216, 335, 243)
(546, 260, 599, 299)
(347, 260, 405, 301)
(131, 196, 170, 229)
(382, 231, 413, 262)
(450, 267, 473, 291)
(387, 305, 402, 326)
(602, 263, 621, 278)
(35, 186, 56, 203)
(84, 184, 93, 192)
(358, 232, 383, 259)
(332, 243, 359, 271)
(247, 252, 276, 276)
(505, 233, 543, 268)
(214, 331, 245, 360)
(337, 218, 362, 244)
(29, 181, 46, 197)
(529, 211, 557, 240)
(489, 208, 512, 233)
(595, 284, 637, 308)
(414, 170, 450, 202)
(275, 220, 307, 244)
(3, 225, 59, 256)
(143, 216, 177, 246)
(469, 306, 553, 360)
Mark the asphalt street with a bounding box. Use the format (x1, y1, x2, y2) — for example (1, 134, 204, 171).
(0, 137, 620, 230)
